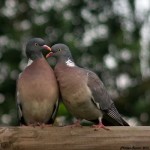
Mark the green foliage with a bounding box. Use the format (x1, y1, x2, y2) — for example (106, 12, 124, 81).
(0, 0, 150, 126)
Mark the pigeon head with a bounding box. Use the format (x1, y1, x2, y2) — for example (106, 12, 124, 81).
(46, 44, 72, 60)
(26, 38, 51, 60)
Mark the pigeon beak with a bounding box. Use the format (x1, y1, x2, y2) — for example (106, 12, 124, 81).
(46, 51, 53, 58)
(42, 45, 53, 58)
(42, 45, 51, 51)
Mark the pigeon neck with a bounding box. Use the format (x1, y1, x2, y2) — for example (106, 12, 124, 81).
(65, 58, 75, 67)
(58, 56, 76, 67)
(28, 52, 43, 61)
(26, 59, 33, 67)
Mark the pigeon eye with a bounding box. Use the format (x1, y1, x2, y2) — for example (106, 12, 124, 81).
(35, 43, 38, 46)
(58, 48, 61, 51)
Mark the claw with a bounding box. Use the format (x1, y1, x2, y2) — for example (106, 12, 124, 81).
(92, 123, 110, 131)
(66, 119, 82, 128)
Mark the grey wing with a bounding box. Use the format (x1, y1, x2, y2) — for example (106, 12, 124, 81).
(47, 98, 59, 124)
(16, 95, 26, 125)
(86, 70, 113, 110)
(16, 74, 26, 125)
(86, 70, 129, 126)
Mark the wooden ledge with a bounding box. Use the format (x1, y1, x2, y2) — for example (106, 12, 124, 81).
(0, 126, 150, 150)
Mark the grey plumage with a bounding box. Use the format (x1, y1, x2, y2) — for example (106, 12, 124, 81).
(16, 38, 59, 126)
(47, 43, 129, 127)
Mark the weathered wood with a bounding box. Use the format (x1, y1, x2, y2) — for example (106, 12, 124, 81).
(0, 126, 150, 150)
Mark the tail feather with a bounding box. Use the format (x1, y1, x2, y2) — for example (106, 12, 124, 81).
(103, 103, 129, 126)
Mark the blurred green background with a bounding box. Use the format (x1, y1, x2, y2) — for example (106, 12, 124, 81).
(0, 0, 150, 126)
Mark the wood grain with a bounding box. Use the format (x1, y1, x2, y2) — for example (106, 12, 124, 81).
(0, 126, 150, 150)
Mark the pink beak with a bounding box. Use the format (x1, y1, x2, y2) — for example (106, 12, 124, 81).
(42, 45, 51, 51)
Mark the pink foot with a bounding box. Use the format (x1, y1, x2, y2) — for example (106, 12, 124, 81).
(92, 123, 110, 131)
(40, 124, 53, 129)
(26, 123, 52, 128)
(66, 120, 82, 128)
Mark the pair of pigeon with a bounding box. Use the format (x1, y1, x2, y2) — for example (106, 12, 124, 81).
(16, 38, 129, 128)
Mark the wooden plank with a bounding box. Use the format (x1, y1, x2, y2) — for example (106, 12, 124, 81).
(0, 126, 150, 150)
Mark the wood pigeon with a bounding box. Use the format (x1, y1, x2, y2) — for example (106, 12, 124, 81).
(16, 38, 59, 126)
(46, 43, 129, 128)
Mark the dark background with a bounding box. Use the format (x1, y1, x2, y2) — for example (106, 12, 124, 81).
(0, 0, 150, 126)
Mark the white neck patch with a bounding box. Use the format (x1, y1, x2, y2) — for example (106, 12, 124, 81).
(65, 59, 75, 67)
(26, 59, 33, 67)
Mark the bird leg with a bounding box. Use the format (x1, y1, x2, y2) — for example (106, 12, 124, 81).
(92, 123, 109, 131)
(92, 118, 110, 131)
